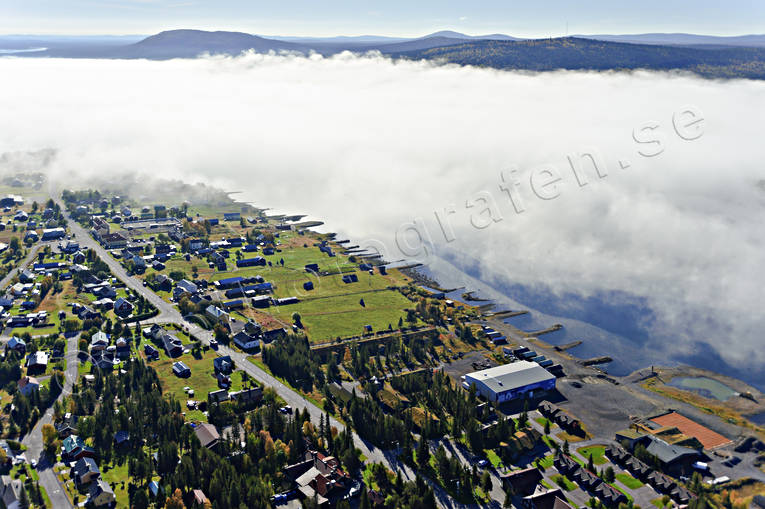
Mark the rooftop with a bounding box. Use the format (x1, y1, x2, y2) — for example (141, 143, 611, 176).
(465, 360, 555, 393)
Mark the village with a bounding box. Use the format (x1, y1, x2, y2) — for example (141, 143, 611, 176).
(0, 176, 763, 509)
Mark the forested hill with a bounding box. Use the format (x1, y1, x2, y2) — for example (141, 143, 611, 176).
(396, 37, 765, 79)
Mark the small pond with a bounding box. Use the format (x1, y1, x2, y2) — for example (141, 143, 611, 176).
(667, 376, 738, 401)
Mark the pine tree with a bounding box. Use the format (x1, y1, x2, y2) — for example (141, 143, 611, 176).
(417, 437, 430, 470)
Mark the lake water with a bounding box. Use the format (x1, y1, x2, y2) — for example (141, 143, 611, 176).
(667, 376, 738, 401)
(747, 411, 765, 425)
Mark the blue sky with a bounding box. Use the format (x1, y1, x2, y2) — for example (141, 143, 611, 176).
(1, 0, 763, 36)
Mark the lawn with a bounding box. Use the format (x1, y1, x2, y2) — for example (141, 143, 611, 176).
(577, 445, 608, 465)
(152, 347, 222, 422)
(551, 474, 577, 491)
(100, 460, 131, 508)
(485, 449, 502, 469)
(535, 416, 556, 429)
(266, 289, 414, 342)
(536, 454, 554, 469)
(616, 472, 644, 489)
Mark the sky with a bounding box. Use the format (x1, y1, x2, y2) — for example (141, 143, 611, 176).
(0, 0, 763, 37)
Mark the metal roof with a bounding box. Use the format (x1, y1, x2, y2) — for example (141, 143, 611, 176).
(465, 361, 554, 393)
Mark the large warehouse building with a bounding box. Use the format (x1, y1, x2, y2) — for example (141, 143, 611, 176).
(462, 361, 556, 403)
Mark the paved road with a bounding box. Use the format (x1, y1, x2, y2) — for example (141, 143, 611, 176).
(21, 332, 80, 509)
(56, 198, 471, 508)
(0, 242, 45, 291)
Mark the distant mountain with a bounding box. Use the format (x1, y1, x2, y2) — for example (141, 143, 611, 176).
(3, 30, 765, 79)
(421, 30, 519, 41)
(397, 37, 765, 79)
(576, 33, 765, 48)
(115, 29, 306, 58)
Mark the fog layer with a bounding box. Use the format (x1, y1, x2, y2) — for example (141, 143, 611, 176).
(1, 52, 763, 385)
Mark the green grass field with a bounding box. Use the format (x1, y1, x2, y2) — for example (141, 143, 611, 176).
(551, 474, 578, 491)
(616, 472, 644, 489)
(267, 289, 413, 341)
(100, 460, 130, 507)
(577, 445, 608, 465)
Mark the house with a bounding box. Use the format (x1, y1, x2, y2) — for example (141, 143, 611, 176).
(173, 279, 198, 300)
(1, 474, 23, 509)
(6, 336, 26, 354)
(644, 436, 702, 475)
(624, 456, 652, 479)
(90, 332, 109, 352)
(19, 270, 35, 283)
(594, 483, 628, 506)
(223, 212, 240, 221)
(14, 211, 29, 222)
(55, 414, 78, 438)
(61, 240, 80, 253)
(18, 376, 40, 396)
(242, 244, 258, 252)
(92, 285, 117, 299)
(131, 254, 147, 271)
(161, 333, 184, 357)
(214, 276, 244, 289)
(0, 194, 22, 207)
(93, 298, 114, 310)
(205, 305, 229, 324)
(284, 450, 352, 506)
(24, 231, 38, 243)
(26, 350, 49, 372)
(208, 389, 230, 404)
(341, 274, 358, 284)
(152, 273, 172, 291)
(213, 355, 233, 374)
(144, 344, 159, 360)
(501, 466, 543, 495)
(76, 305, 101, 320)
(41, 228, 66, 240)
(101, 232, 128, 250)
(229, 386, 263, 405)
(88, 479, 115, 507)
(236, 257, 266, 268)
(647, 471, 677, 494)
(554, 454, 581, 475)
(194, 423, 220, 449)
(303, 281, 314, 291)
(605, 444, 630, 464)
(114, 431, 130, 447)
(262, 328, 286, 343)
(233, 331, 260, 351)
(173, 361, 191, 377)
(615, 428, 649, 449)
(113, 297, 134, 317)
(223, 299, 244, 310)
(115, 337, 130, 360)
(72, 457, 100, 485)
(523, 489, 573, 509)
(262, 246, 275, 255)
(251, 295, 271, 308)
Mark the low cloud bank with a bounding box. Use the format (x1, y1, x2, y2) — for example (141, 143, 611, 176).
(1, 52, 763, 384)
